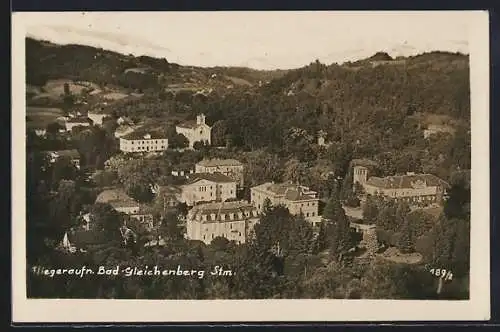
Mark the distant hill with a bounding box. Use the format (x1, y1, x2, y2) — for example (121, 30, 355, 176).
(25, 37, 288, 91)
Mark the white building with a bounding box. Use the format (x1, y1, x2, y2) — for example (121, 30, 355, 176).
(95, 188, 154, 230)
(181, 172, 237, 206)
(186, 201, 260, 245)
(250, 182, 320, 221)
(352, 165, 449, 206)
(119, 132, 168, 153)
(87, 112, 107, 126)
(65, 117, 92, 131)
(195, 158, 244, 186)
(175, 114, 212, 149)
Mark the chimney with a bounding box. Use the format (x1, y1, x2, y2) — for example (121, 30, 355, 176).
(144, 133, 151, 139)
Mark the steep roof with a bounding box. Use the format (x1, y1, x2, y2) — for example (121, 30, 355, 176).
(253, 182, 318, 201)
(186, 172, 235, 184)
(176, 120, 200, 129)
(67, 117, 92, 124)
(95, 188, 138, 208)
(189, 201, 258, 223)
(366, 173, 450, 190)
(49, 149, 80, 159)
(196, 158, 243, 167)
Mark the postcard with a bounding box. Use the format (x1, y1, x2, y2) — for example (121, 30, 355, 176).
(12, 10, 490, 322)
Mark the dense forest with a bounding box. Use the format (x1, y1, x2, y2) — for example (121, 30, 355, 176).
(26, 38, 471, 299)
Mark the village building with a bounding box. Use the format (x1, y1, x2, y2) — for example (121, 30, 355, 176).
(46, 149, 81, 169)
(119, 132, 168, 153)
(87, 111, 107, 126)
(95, 188, 154, 230)
(59, 229, 107, 253)
(186, 201, 260, 245)
(250, 182, 320, 220)
(181, 173, 237, 206)
(175, 114, 212, 149)
(65, 117, 92, 131)
(423, 124, 455, 139)
(195, 158, 244, 186)
(317, 130, 332, 147)
(352, 165, 450, 205)
(117, 116, 134, 126)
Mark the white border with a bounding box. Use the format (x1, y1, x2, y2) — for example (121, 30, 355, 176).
(12, 11, 490, 322)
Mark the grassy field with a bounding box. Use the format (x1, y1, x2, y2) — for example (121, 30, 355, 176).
(26, 107, 64, 128)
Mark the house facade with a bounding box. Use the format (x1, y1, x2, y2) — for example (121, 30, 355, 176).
(87, 112, 107, 126)
(186, 201, 260, 245)
(65, 117, 92, 131)
(47, 149, 81, 169)
(175, 114, 212, 149)
(181, 173, 237, 206)
(250, 182, 320, 220)
(195, 158, 244, 186)
(95, 188, 154, 230)
(119, 132, 168, 153)
(353, 165, 449, 205)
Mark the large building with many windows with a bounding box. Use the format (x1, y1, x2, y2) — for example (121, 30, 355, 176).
(250, 182, 320, 219)
(186, 201, 260, 244)
(180, 172, 237, 206)
(352, 165, 450, 206)
(119, 131, 168, 153)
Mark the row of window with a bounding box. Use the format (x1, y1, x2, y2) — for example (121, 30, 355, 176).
(126, 146, 166, 151)
(202, 232, 243, 240)
(195, 211, 256, 221)
(128, 140, 167, 145)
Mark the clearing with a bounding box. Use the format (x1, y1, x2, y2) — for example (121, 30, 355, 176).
(377, 247, 423, 265)
(26, 107, 64, 128)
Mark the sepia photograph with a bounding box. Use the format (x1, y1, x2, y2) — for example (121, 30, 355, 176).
(12, 11, 490, 322)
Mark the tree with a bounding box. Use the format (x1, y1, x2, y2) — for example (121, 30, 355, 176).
(362, 195, 379, 224)
(396, 218, 415, 253)
(322, 197, 354, 260)
(169, 133, 189, 149)
(50, 156, 78, 189)
(160, 211, 183, 241)
(376, 200, 397, 231)
(46, 122, 63, 136)
(63, 82, 71, 95)
(48, 180, 82, 234)
(89, 203, 123, 240)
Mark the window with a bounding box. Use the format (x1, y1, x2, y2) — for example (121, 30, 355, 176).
(312, 212, 315, 216)
(306, 212, 309, 217)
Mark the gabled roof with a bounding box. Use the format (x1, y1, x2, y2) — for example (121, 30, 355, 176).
(186, 172, 235, 184)
(252, 182, 318, 201)
(95, 188, 138, 208)
(365, 173, 450, 190)
(49, 149, 80, 159)
(196, 158, 243, 167)
(189, 201, 258, 223)
(67, 117, 92, 124)
(176, 120, 200, 129)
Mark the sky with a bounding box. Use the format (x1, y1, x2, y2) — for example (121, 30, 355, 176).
(18, 11, 471, 70)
